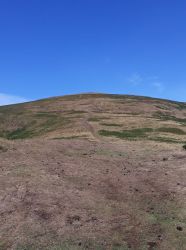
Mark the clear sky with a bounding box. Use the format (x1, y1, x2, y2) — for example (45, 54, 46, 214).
(0, 0, 186, 105)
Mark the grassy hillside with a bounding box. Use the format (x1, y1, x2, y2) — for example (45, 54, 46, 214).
(1, 94, 186, 250)
(0, 93, 186, 143)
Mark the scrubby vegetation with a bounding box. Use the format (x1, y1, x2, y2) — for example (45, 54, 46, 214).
(99, 128, 153, 139)
(154, 111, 186, 124)
(99, 127, 186, 143)
(1, 127, 34, 140)
(0, 110, 70, 140)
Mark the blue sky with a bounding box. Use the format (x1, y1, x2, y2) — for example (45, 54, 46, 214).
(0, 0, 186, 105)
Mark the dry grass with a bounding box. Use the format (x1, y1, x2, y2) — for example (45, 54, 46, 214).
(0, 94, 186, 249)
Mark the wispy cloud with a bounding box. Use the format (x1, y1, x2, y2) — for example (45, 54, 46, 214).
(128, 73, 143, 86)
(127, 73, 165, 93)
(0, 93, 28, 106)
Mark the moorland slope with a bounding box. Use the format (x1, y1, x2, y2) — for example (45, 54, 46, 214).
(0, 93, 186, 250)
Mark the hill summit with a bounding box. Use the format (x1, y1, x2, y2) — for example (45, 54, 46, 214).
(0, 93, 186, 142)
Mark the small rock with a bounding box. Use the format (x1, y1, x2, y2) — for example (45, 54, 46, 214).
(163, 157, 168, 161)
(177, 226, 183, 231)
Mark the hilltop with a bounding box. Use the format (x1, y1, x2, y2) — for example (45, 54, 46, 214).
(0, 93, 186, 250)
(0, 93, 186, 142)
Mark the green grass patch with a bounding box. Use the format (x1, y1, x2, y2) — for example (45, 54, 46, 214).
(149, 137, 185, 144)
(156, 127, 186, 135)
(99, 127, 186, 143)
(154, 112, 186, 124)
(1, 128, 34, 140)
(175, 102, 186, 110)
(0, 115, 70, 140)
(99, 128, 153, 139)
